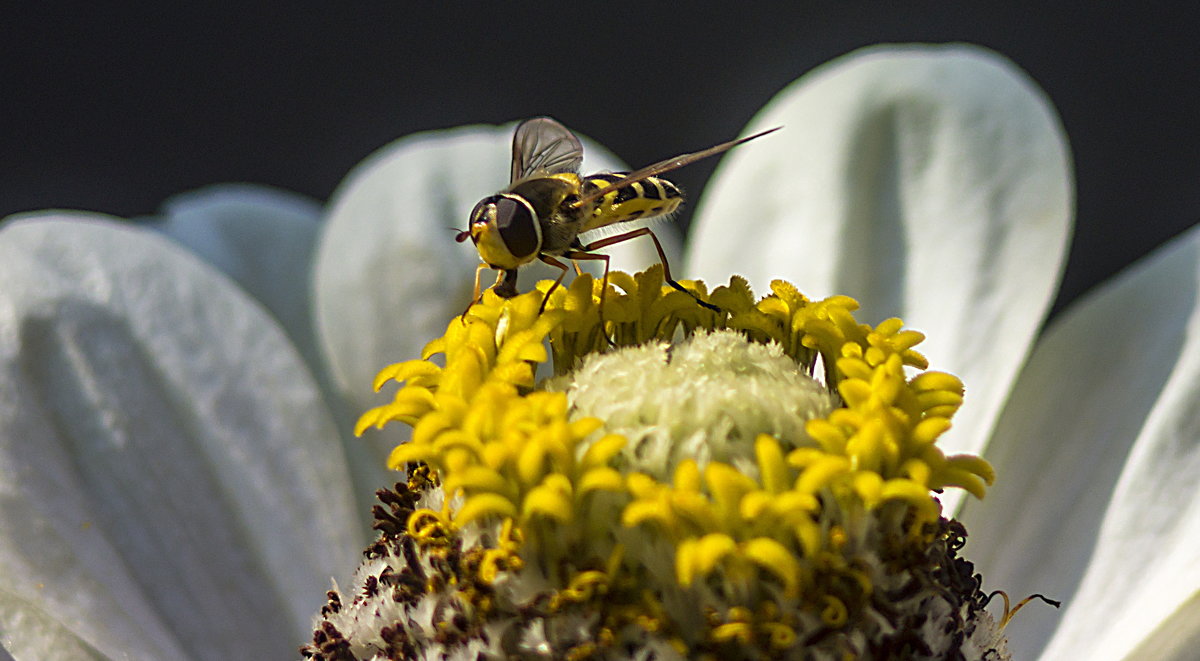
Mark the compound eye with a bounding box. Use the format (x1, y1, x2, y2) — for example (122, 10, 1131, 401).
(469, 196, 498, 228)
(493, 196, 540, 260)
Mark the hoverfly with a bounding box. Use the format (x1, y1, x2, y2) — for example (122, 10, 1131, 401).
(456, 117, 779, 317)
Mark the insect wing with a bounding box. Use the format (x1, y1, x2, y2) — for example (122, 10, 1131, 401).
(510, 117, 584, 184)
(569, 126, 782, 209)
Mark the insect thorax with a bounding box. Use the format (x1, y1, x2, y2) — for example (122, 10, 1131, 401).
(508, 174, 588, 255)
(580, 173, 683, 233)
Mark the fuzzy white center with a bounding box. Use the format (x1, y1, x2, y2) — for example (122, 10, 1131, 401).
(548, 329, 835, 479)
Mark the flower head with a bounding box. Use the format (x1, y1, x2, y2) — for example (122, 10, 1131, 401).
(305, 266, 1001, 659)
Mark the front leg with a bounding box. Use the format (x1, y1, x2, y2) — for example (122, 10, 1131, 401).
(460, 262, 491, 323)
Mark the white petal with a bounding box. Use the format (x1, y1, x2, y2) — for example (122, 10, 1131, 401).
(1120, 594, 1200, 661)
(143, 184, 323, 374)
(957, 224, 1200, 660)
(1, 590, 112, 659)
(687, 44, 1073, 461)
(0, 214, 360, 659)
(144, 185, 394, 525)
(313, 122, 678, 432)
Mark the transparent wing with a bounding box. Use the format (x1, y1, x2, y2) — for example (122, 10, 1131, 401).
(568, 126, 782, 210)
(510, 117, 584, 184)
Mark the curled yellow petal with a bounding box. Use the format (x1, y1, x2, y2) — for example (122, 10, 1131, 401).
(673, 460, 702, 492)
(916, 389, 964, 411)
(933, 467, 989, 500)
(675, 537, 698, 586)
(580, 433, 626, 469)
(704, 462, 757, 518)
(354, 406, 387, 436)
(623, 500, 673, 530)
(764, 622, 797, 649)
(577, 467, 625, 495)
(838, 379, 872, 408)
(900, 458, 932, 487)
(911, 370, 963, 394)
(410, 410, 458, 445)
(372, 358, 441, 392)
(693, 533, 737, 577)
(516, 440, 547, 488)
(852, 471, 884, 508)
(712, 623, 754, 644)
(794, 456, 851, 494)
(442, 465, 512, 499)
(946, 453, 996, 485)
(568, 417, 604, 441)
(803, 420, 847, 455)
(821, 595, 848, 627)
(911, 417, 953, 446)
(523, 484, 574, 523)
(880, 479, 940, 521)
(455, 493, 518, 526)
(755, 434, 790, 494)
(770, 491, 820, 517)
(387, 441, 437, 469)
(739, 491, 772, 520)
(743, 537, 801, 596)
(669, 490, 718, 533)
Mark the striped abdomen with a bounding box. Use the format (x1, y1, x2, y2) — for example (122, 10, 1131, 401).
(580, 172, 683, 233)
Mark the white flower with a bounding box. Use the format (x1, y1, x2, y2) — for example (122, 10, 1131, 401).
(0, 42, 1194, 660)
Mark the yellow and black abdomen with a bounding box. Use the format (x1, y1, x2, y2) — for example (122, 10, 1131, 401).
(580, 173, 683, 233)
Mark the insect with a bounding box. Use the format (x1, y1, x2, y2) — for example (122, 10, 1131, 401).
(456, 117, 779, 318)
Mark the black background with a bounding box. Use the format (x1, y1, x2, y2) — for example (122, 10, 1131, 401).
(5, 3, 1198, 318)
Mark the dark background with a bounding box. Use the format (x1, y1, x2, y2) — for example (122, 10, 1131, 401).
(5, 3, 1198, 318)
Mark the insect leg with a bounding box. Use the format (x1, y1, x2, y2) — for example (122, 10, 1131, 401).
(579, 228, 720, 312)
(536, 255, 571, 313)
(473, 263, 490, 300)
(559, 249, 615, 346)
(460, 262, 491, 323)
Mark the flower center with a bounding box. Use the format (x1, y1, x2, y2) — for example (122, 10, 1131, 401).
(307, 266, 1008, 661)
(548, 329, 834, 480)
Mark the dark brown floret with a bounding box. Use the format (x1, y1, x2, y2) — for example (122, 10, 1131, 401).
(299, 621, 354, 661)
